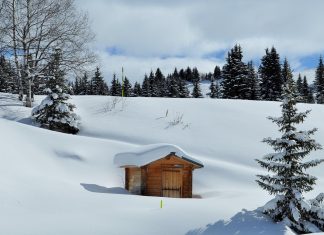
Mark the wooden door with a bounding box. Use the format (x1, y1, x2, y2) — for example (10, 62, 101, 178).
(162, 169, 182, 198)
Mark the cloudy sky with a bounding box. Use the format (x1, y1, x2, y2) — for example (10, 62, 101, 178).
(76, 0, 324, 83)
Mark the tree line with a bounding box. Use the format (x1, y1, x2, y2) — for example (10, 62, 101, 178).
(67, 44, 322, 104)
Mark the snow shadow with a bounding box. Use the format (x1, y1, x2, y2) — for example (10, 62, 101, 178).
(80, 183, 130, 195)
(55, 151, 84, 162)
(186, 209, 289, 235)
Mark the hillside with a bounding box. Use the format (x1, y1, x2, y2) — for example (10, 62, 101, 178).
(0, 93, 323, 235)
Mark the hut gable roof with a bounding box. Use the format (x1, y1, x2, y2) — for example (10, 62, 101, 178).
(114, 144, 204, 168)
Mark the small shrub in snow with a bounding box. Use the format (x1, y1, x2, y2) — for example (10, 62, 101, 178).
(32, 86, 80, 134)
(256, 77, 324, 233)
(100, 97, 127, 113)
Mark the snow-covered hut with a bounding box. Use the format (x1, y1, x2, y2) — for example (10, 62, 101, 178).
(114, 144, 204, 198)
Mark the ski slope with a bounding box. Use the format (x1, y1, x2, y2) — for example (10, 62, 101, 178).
(0, 92, 323, 235)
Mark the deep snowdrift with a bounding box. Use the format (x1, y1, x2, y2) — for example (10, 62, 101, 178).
(0, 93, 323, 235)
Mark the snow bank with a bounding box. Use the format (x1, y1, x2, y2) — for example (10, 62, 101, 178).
(0, 93, 323, 235)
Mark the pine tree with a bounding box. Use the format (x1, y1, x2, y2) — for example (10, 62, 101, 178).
(32, 58, 79, 134)
(209, 80, 217, 98)
(178, 78, 189, 98)
(141, 74, 151, 97)
(91, 67, 108, 95)
(302, 76, 314, 104)
(123, 76, 132, 97)
(133, 82, 141, 97)
(185, 67, 193, 82)
(110, 74, 121, 96)
(168, 68, 180, 98)
(259, 47, 283, 101)
(281, 58, 297, 97)
(315, 56, 324, 104)
(256, 76, 324, 233)
(222, 44, 249, 99)
(80, 73, 89, 95)
(247, 61, 260, 100)
(192, 67, 200, 83)
(154, 68, 166, 97)
(296, 74, 303, 102)
(191, 81, 203, 98)
(213, 65, 222, 80)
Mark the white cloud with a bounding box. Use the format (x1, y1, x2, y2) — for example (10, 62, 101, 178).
(76, 0, 324, 81)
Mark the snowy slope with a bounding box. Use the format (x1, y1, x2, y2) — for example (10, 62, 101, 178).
(0, 92, 323, 235)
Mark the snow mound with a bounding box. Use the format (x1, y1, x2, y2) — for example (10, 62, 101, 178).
(186, 209, 296, 235)
(114, 143, 204, 167)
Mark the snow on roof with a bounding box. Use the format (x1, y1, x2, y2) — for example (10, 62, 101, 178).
(114, 144, 204, 168)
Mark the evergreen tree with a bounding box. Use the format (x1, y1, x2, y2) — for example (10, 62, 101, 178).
(178, 78, 190, 98)
(247, 61, 260, 100)
(123, 76, 132, 97)
(0, 55, 15, 93)
(302, 76, 314, 104)
(133, 82, 141, 97)
(46, 49, 66, 91)
(110, 73, 122, 96)
(91, 67, 108, 95)
(296, 74, 303, 102)
(32, 55, 79, 134)
(168, 68, 180, 98)
(185, 67, 193, 82)
(213, 65, 222, 80)
(256, 76, 324, 233)
(168, 75, 180, 98)
(259, 47, 282, 101)
(148, 71, 158, 97)
(315, 56, 324, 104)
(209, 80, 217, 98)
(73, 77, 80, 95)
(80, 73, 89, 95)
(141, 74, 151, 97)
(222, 44, 249, 99)
(192, 67, 200, 83)
(191, 81, 203, 98)
(154, 68, 166, 97)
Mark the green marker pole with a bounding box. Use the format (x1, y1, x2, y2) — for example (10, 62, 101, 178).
(160, 200, 163, 209)
(122, 67, 124, 97)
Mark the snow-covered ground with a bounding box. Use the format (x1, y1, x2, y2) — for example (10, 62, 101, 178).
(0, 92, 323, 235)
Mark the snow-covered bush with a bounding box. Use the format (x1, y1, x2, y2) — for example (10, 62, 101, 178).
(256, 77, 324, 233)
(32, 86, 80, 134)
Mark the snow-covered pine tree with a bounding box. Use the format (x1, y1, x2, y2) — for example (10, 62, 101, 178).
(91, 67, 109, 95)
(123, 77, 132, 97)
(32, 57, 80, 134)
(296, 74, 303, 102)
(213, 65, 221, 80)
(256, 75, 324, 233)
(168, 72, 180, 98)
(178, 78, 189, 98)
(141, 74, 151, 97)
(133, 82, 142, 97)
(259, 47, 282, 101)
(154, 68, 167, 97)
(247, 61, 260, 100)
(302, 76, 314, 104)
(222, 44, 249, 99)
(80, 73, 89, 95)
(110, 73, 120, 96)
(209, 80, 217, 98)
(191, 81, 203, 98)
(315, 56, 324, 104)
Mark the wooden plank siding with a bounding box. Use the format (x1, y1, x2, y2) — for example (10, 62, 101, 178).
(124, 154, 196, 198)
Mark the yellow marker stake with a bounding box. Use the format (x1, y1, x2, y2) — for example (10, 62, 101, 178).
(160, 200, 163, 209)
